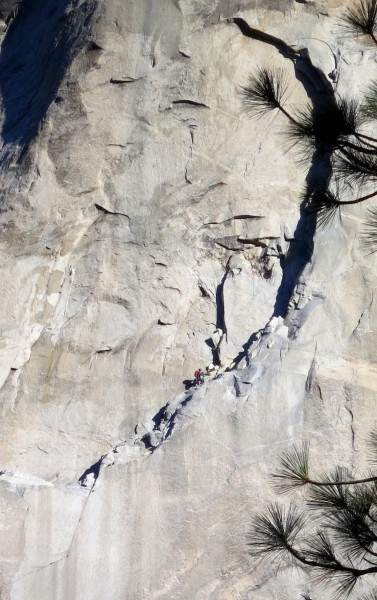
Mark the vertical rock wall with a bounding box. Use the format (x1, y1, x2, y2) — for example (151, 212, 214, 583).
(0, 0, 377, 598)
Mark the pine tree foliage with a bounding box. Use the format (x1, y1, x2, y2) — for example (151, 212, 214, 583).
(272, 442, 310, 492)
(241, 67, 291, 119)
(248, 439, 377, 598)
(340, 0, 377, 44)
(334, 149, 377, 188)
(362, 207, 377, 253)
(241, 0, 377, 253)
(285, 99, 366, 158)
(362, 81, 377, 120)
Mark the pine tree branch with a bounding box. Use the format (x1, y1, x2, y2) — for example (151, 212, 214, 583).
(284, 538, 377, 579)
(278, 104, 301, 126)
(308, 475, 377, 487)
(341, 140, 377, 155)
(356, 132, 377, 146)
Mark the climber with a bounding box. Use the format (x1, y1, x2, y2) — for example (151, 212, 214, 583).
(194, 368, 204, 385)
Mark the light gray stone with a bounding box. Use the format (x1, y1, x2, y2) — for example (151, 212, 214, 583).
(0, 0, 376, 598)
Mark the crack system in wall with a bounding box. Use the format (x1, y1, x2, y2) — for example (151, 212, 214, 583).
(73, 18, 341, 491)
(228, 17, 337, 318)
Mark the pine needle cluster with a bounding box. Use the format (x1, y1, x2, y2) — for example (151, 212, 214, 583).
(340, 0, 377, 44)
(248, 440, 377, 598)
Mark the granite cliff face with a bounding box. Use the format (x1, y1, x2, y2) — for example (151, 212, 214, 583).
(0, 0, 377, 598)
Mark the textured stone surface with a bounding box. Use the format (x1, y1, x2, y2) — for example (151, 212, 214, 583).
(1, 0, 377, 598)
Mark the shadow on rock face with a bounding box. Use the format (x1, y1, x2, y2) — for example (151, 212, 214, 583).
(183, 379, 196, 390)
(0, 0, 97, 157)
(230, 17, 336, 318)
